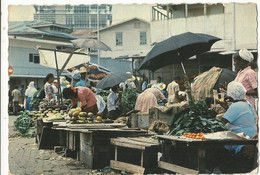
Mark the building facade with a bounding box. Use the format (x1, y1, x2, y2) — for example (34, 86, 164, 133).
(34, 5, 112, 31)
(96, 3, 257, 85)
(8, 21, 77, 90)
(98, 18, 152, 59)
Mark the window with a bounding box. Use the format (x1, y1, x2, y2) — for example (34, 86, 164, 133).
(116, 32, 123, 46)
(91, 15, 97, 28)
(140, 32, 147, 45)
(29, 53, 33, 62)
(29, 53, 40, 64)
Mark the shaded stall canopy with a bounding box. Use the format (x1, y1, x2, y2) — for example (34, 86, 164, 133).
(67, 62, 111, 82)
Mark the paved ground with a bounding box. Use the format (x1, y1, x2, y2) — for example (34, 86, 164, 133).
(8, 115, 119, 175)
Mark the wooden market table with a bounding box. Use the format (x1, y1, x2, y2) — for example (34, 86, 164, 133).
(36, 119, 147, 169)
(157, 135, 258, 174)
(110, 137, 159, 174)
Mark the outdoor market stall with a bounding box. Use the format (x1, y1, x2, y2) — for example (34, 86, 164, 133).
(157, 134, 258, 174)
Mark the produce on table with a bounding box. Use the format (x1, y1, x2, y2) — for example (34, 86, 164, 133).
(168, 100, 226, 136)
(96, 116, 102, 121)
(182, 132, 205, 140)
(14, 111, 35, 137)
(38, 98, 70, 110)
(120, 88, 138, 114)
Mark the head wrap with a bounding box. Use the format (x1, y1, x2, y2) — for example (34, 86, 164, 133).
(28, 81, 35, 88)
(72, 70, 81, 80)
(238, 48, 254, 62)
(227, 81, 247, 101)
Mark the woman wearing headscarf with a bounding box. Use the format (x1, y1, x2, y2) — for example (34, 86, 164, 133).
(220, 81, 257, 172)
(71, 69, 81, 87)
(233, 48, 257, 111)
(135, 87, 167, 113)
(24, 81, 37, 111)
(62, 87, 98, 115)
(44, 73, 55, 101)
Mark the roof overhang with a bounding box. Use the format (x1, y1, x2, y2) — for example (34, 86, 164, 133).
(9, 35, 74, 46)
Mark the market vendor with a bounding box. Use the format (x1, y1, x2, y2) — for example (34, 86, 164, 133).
(107, 85, 122, 120)
(153, 76, 167, 98)
(221, 81, 257, 150)
(63, 87, 98, 115)
(167, 76, 181, 104)
(233, 48, 257, 111)
(91, 88, 106, 116)
(75, 67, 88, 87)
(44, 73, 55, 101)
(220, 81, 257, 172)
(119, 72, 141, 93)
(71, 69, 82, 87)
(135, 87, 167, 113)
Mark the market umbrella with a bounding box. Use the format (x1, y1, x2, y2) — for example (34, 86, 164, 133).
(213, 68, 236, 89)
(71, 39, 112, 51)
(67, 62, 111, 82)
(96, 72, 132, 90)
(139, 32, 221, 73)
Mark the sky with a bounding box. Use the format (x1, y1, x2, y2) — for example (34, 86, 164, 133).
(8, 5, 35, 21)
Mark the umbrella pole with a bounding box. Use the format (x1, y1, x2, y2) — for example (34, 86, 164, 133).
(179, 60, 193, 101)
(54, 51, 61, 106)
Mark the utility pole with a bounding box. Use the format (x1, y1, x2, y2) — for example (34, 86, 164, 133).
(232, 3, 236, 71)
(97, 5, 100, 65)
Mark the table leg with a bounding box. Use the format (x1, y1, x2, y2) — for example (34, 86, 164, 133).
(197, 148, 206, 172)
(115, 146, 117, 161)
(141, 150, 144, 167)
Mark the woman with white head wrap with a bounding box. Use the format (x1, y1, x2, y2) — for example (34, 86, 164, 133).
(233, 48, 257, 111)
(221, 81, 257, 158)
(24, 81, 37, 111)
(71, 70, 81, 87)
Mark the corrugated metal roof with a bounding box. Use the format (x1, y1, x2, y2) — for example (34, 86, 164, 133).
(9, 21, 78, 40)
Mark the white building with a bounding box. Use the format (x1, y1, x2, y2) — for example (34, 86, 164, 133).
(97, 3, 257, 84)
(8, 21, 76, 89)
(98, 18, 152, 59)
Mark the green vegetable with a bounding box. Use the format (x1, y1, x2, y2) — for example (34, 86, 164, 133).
(168, 100, 226, 136)
(30, 90, 41, 110)
(14, 111, 35, 137)
(119, 88, 137, 114)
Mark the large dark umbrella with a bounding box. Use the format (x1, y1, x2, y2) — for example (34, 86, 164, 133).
(214, 68, 236, 89)
(139, 32, 221, 73)
(96, 72, 132, 90)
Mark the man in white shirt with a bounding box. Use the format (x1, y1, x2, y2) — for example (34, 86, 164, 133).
(107, 85, 122, 120)
(167, 76, 181, 104)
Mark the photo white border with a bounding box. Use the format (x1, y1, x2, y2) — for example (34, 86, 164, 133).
(2, 0, 259, 174)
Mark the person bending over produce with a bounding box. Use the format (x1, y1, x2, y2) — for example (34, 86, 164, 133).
(107, 85, 122, 120)
(63, 87, 98, 115)
(221, 81, 257, 172)
(135, 87, 167, 113)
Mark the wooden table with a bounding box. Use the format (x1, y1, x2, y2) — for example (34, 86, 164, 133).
(37, 120, 148, 169)
(110, 137, 159, 174)
(157, 135, 258, 174)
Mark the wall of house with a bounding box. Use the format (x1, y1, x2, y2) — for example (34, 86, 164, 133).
(150, 3, 257, 51)
(8, 38, 70, 89)
(99, 20, 152, 58)
(111, 4, 153, 24)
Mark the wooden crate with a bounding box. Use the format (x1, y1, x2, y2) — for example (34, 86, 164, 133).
(110, 137, 160, 174)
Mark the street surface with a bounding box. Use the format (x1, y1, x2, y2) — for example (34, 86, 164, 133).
(8, 115, 119, 175)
